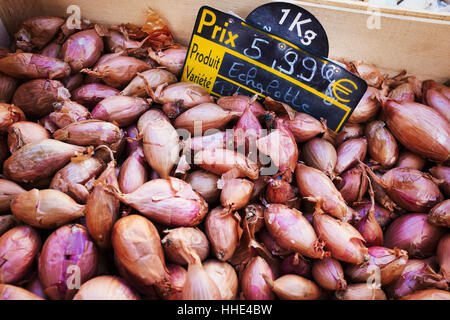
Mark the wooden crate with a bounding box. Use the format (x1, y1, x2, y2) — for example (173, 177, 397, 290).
(0, 0, 449, 81)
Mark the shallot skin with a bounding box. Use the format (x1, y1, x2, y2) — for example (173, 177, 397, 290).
(7, 121, 50, 153)
(437, 234, 450, 282)
(72, 83, 120, 109)
(113, 177, 208, 227)
(428, 200, 450, 228)
(241, 256, 274, 300)
(429, 165, 450, 198)
(0, 179, 25, 213)
(10, 189, 85, 229)
(0, 226, 41, 284)
(383, 100, 450, 162)
(112, 215, 169, 288)
(401, 289, 450, 300)
(0, 53, 71, 80)
(50, 156, 105, 204)
(49, 101, 91, 129)
(38, 224, 98, 300)
(376, 167, 443, 213)
(12, 79, 70, 118)
(161, 227, 210, 265)
(92, 96, 149, 127)
(264, 204, 326, 259)
(365, 120, 398, 168)
(205, 206, 240, 261)
(296, 164, 349, 219)
(15, 16, 64, 51)
(118, 146, 148, 194)
(3, 139, 86, 183)
(384, 214, 445, 258)
(73, 276, 139, 300)
(0, 103, 25, 133)
(217, 95, 266, 117)
(62, 29, 104, 72)
(0, 284, 44, 300)
(121, 68, 177, 97)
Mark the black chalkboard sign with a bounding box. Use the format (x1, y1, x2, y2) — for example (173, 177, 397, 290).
(181, 5, 367, 132)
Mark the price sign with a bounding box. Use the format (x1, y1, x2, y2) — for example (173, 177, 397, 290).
(181, 5, 367, 132)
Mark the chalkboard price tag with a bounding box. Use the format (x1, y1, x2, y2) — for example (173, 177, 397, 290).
(181, 5, 367, 132)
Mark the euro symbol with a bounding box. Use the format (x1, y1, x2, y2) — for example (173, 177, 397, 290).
(331, 79, 358, 103)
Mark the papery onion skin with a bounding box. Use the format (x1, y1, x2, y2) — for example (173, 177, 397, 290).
(258, 227, 291, 257)
(314, 212, 368, 264)
(38, 224, 98, 300)
(186, 170, 220, 204)
(266, 274, 321, 300)
(0, 74, 19, 103)
(50, 157, 105, 204)
(301, 138, 337, 177)
(426, 88, 450, 122)
(296, 164, 349, 219)
(365, 121, 398, 168)
(86, 161, 120, 249)
(182, 254, 222, 300)
(12, 79, 70, 118)
(118, 146, 148, 194)
(335, 283, 387, 300)
(352, 62, 384, 88)
(383, 100, 450, 162)
(335, 123, 364, 146)
(7, 121, 50, 153)
(265, 178, 297, 205)
(0, 103, 25, 134)
(174, 103, 239, 134)
(112, 215, 170, 288)
(11, 189, 85, 229)
(141, 115, 181, 179)
(0, 53, 71, 80)
(280, 113, 325, 143)
(104, 30, 141, 52)
(54, 120, 123, 147)
(220, 178, 254, 211)
(280, 254, 312, 278)
(205, 206, 240, 261)
(155, 264, 186, 300)
(345, 246, 408, 286)
(335, 138, 367, 175)
(15, 16, 64, 51)
(0, 179, 25, 213)
(83, 56, 151, 88)
(401, 289, 450, 300)
(384, 214, 445, 258)
(265, 204, 327, 259)
(243, 204, 265, 233)
(429, 166, 450, 198)
(137, 108, 169, 134)
(349, 87, 380, 124)
(92, 96, 149, 127)
(112, 177, 208, 227)
(396, 151, 426, 170)
(162, 227, 210, 265)
(73, 276, 139, 300)
(436, 233, 450, 282)
(335, 166, 368, 205)
(352, 201, 397, 229)
(311, 258, 346, 291)
(62, 29, 104, 73)
(428, 200, 450, 228)
(121, 68, 177, 97)
(72, 84, 120, 109)
(241, 256, 274, 300)
(49, 101, 91, 129)
(0, 226, 41, 284)
(256, 119, 298, 175)
(355, 209, 383, 247)
(388, 82, 415, 103)
(217, 95, 266, 118)
(194, 148, 259, 180)
(0, 284, 44, 300)
(387, 259, 448, 299)
(203, 260, 238, 300)
(148, 46, 187, 77)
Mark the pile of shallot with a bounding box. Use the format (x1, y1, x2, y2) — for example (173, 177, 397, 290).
(0, 12, 449, 301)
